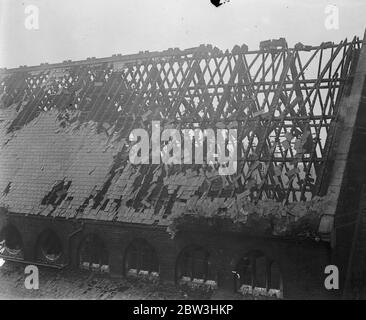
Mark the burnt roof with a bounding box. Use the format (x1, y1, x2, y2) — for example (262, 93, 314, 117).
(0, 38, 363, 237)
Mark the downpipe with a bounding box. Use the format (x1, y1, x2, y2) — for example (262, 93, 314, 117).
(65, 221, 85, 268)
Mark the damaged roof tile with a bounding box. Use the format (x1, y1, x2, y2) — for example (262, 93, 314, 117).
(0, 40, 359, 236)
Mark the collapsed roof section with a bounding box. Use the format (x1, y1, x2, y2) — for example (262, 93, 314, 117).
(0, 38, 363, 237)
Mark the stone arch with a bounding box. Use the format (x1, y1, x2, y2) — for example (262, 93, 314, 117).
(78, 233, 109, 272)
(36, 229, 63, 263)
(234, 249, 283, 298)
(175, 244, 214, 284)
(124, 238, 159, 277)
(0, 224, 24, 258)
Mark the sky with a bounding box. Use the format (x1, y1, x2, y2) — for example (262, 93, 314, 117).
(0, 0, 365, 68)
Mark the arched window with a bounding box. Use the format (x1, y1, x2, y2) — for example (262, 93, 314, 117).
(234, 250, 283, 298)
(0, 225, 23, 258)
(176, 246, 213, 283)
(37, 230, 63, 263)
(125, 239, 159, 276)
(79, 234, 108, 270)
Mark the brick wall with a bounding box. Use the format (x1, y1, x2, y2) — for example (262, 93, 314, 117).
(0, 210, 333, 299)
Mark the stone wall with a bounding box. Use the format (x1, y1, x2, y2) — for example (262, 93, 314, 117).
(0, 210, 333, 299)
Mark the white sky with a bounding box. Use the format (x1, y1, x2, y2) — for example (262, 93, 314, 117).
(0, 0, 365, 68)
